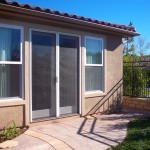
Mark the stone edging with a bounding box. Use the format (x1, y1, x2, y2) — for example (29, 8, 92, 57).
(24, 130, 73, 150)
(123, 96, 150, 112)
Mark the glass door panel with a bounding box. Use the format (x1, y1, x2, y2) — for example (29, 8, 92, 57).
(32, 31, 56, 119)
(59, 34, 79, 115)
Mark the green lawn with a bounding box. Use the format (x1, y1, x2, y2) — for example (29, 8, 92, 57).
(108, 118, 150, 150)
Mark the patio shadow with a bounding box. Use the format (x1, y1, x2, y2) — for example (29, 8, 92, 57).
(86, 78, 123, 115)
(77, 116, 122, 147)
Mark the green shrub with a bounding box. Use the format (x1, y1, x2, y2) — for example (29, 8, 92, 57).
(0, 121, 19, 142)
(123, 56, 149, 97)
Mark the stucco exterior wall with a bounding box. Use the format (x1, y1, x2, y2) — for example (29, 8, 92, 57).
(0, 17, 123, 128)
(0, 105, 25, 129)
(84, 34, 123, 115)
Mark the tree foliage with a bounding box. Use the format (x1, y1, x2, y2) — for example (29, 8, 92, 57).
(123, 23, 150, 97)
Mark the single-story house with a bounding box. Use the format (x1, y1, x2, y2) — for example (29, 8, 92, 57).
(0, 0, 139, 128)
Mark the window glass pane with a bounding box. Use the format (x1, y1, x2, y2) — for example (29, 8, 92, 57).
(60, 35, 79, 48)
(85, 66, 102, 91)
(0, 64, 22, 99)
(86, 38, 102, 64)
(0, 27, 21, 61)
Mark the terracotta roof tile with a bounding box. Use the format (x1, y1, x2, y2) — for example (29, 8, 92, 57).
(0, 0, 137, 33)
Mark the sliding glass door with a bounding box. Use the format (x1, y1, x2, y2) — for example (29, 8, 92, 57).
(31, 31, 79, 120)
(32, 31, 56, 119)
(59, 35, 79, 115)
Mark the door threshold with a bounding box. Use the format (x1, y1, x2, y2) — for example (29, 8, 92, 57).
(30, 114, 80, 127)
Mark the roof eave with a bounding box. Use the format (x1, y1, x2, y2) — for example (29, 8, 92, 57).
(0, 3, 140, 37)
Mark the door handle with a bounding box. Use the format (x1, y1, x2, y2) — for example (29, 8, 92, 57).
(55, 76, 58, 83)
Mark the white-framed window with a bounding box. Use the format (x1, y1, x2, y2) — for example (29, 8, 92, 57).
(0, 24, 24, 100)
(85, 36, 104, 93)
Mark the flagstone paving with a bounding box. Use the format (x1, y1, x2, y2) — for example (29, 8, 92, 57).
(4, 113, 150, 150)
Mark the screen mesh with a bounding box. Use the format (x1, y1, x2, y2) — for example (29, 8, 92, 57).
(59, 35, 79, 114)
(32, 31, 56, 118)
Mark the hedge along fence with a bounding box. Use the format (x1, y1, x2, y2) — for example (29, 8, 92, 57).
(123, 96, 150, 113)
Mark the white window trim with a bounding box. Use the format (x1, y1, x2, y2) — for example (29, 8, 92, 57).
(85, 64, 103, 67)
(85, 90, 104, 95)
(85, 36, 104, 66)
(0, 97, 23, 101)
(85, 36, 104, 94)
(0, 23, 23, 64)
(0, 23, 24, 101)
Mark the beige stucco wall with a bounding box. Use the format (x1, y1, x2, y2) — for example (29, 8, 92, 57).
(0, 17, 123, 128)
(83, 34, 123, 115)
(0, 105, 25, 129)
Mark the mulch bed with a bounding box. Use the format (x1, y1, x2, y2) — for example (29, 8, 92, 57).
(0, 126, 29, 144)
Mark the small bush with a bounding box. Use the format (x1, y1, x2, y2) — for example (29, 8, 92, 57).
(0, 121, 19, 143)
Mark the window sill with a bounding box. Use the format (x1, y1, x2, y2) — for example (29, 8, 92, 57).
(85, 91, 105, 98)
(0, 98, 25, 107)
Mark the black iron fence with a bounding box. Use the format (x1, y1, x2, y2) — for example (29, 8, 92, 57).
(123, 61, 150, 98)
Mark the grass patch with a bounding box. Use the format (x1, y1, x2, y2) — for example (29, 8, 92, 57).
(108, 118, 150, 150)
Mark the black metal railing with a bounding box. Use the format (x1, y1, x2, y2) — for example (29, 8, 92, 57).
(123, 61, 150, 98)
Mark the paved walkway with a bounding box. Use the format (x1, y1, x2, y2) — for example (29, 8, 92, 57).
(5, 113, 150, 150)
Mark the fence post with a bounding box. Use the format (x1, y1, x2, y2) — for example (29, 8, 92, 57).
(132, 62, 134, 97)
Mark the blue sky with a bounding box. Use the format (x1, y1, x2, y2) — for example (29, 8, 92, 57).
(10, 0, 150, 54)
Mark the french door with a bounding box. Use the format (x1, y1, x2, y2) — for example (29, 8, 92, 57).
(31, 30, 79, 120)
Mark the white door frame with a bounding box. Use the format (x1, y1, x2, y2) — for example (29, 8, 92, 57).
(29, 28, 81, 122)
(56, 33, 60, 117)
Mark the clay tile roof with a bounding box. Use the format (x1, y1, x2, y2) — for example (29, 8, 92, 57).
(0, 0, 139, 35)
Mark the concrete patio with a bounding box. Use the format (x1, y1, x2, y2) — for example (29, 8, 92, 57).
(4, 113, 150, 150)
